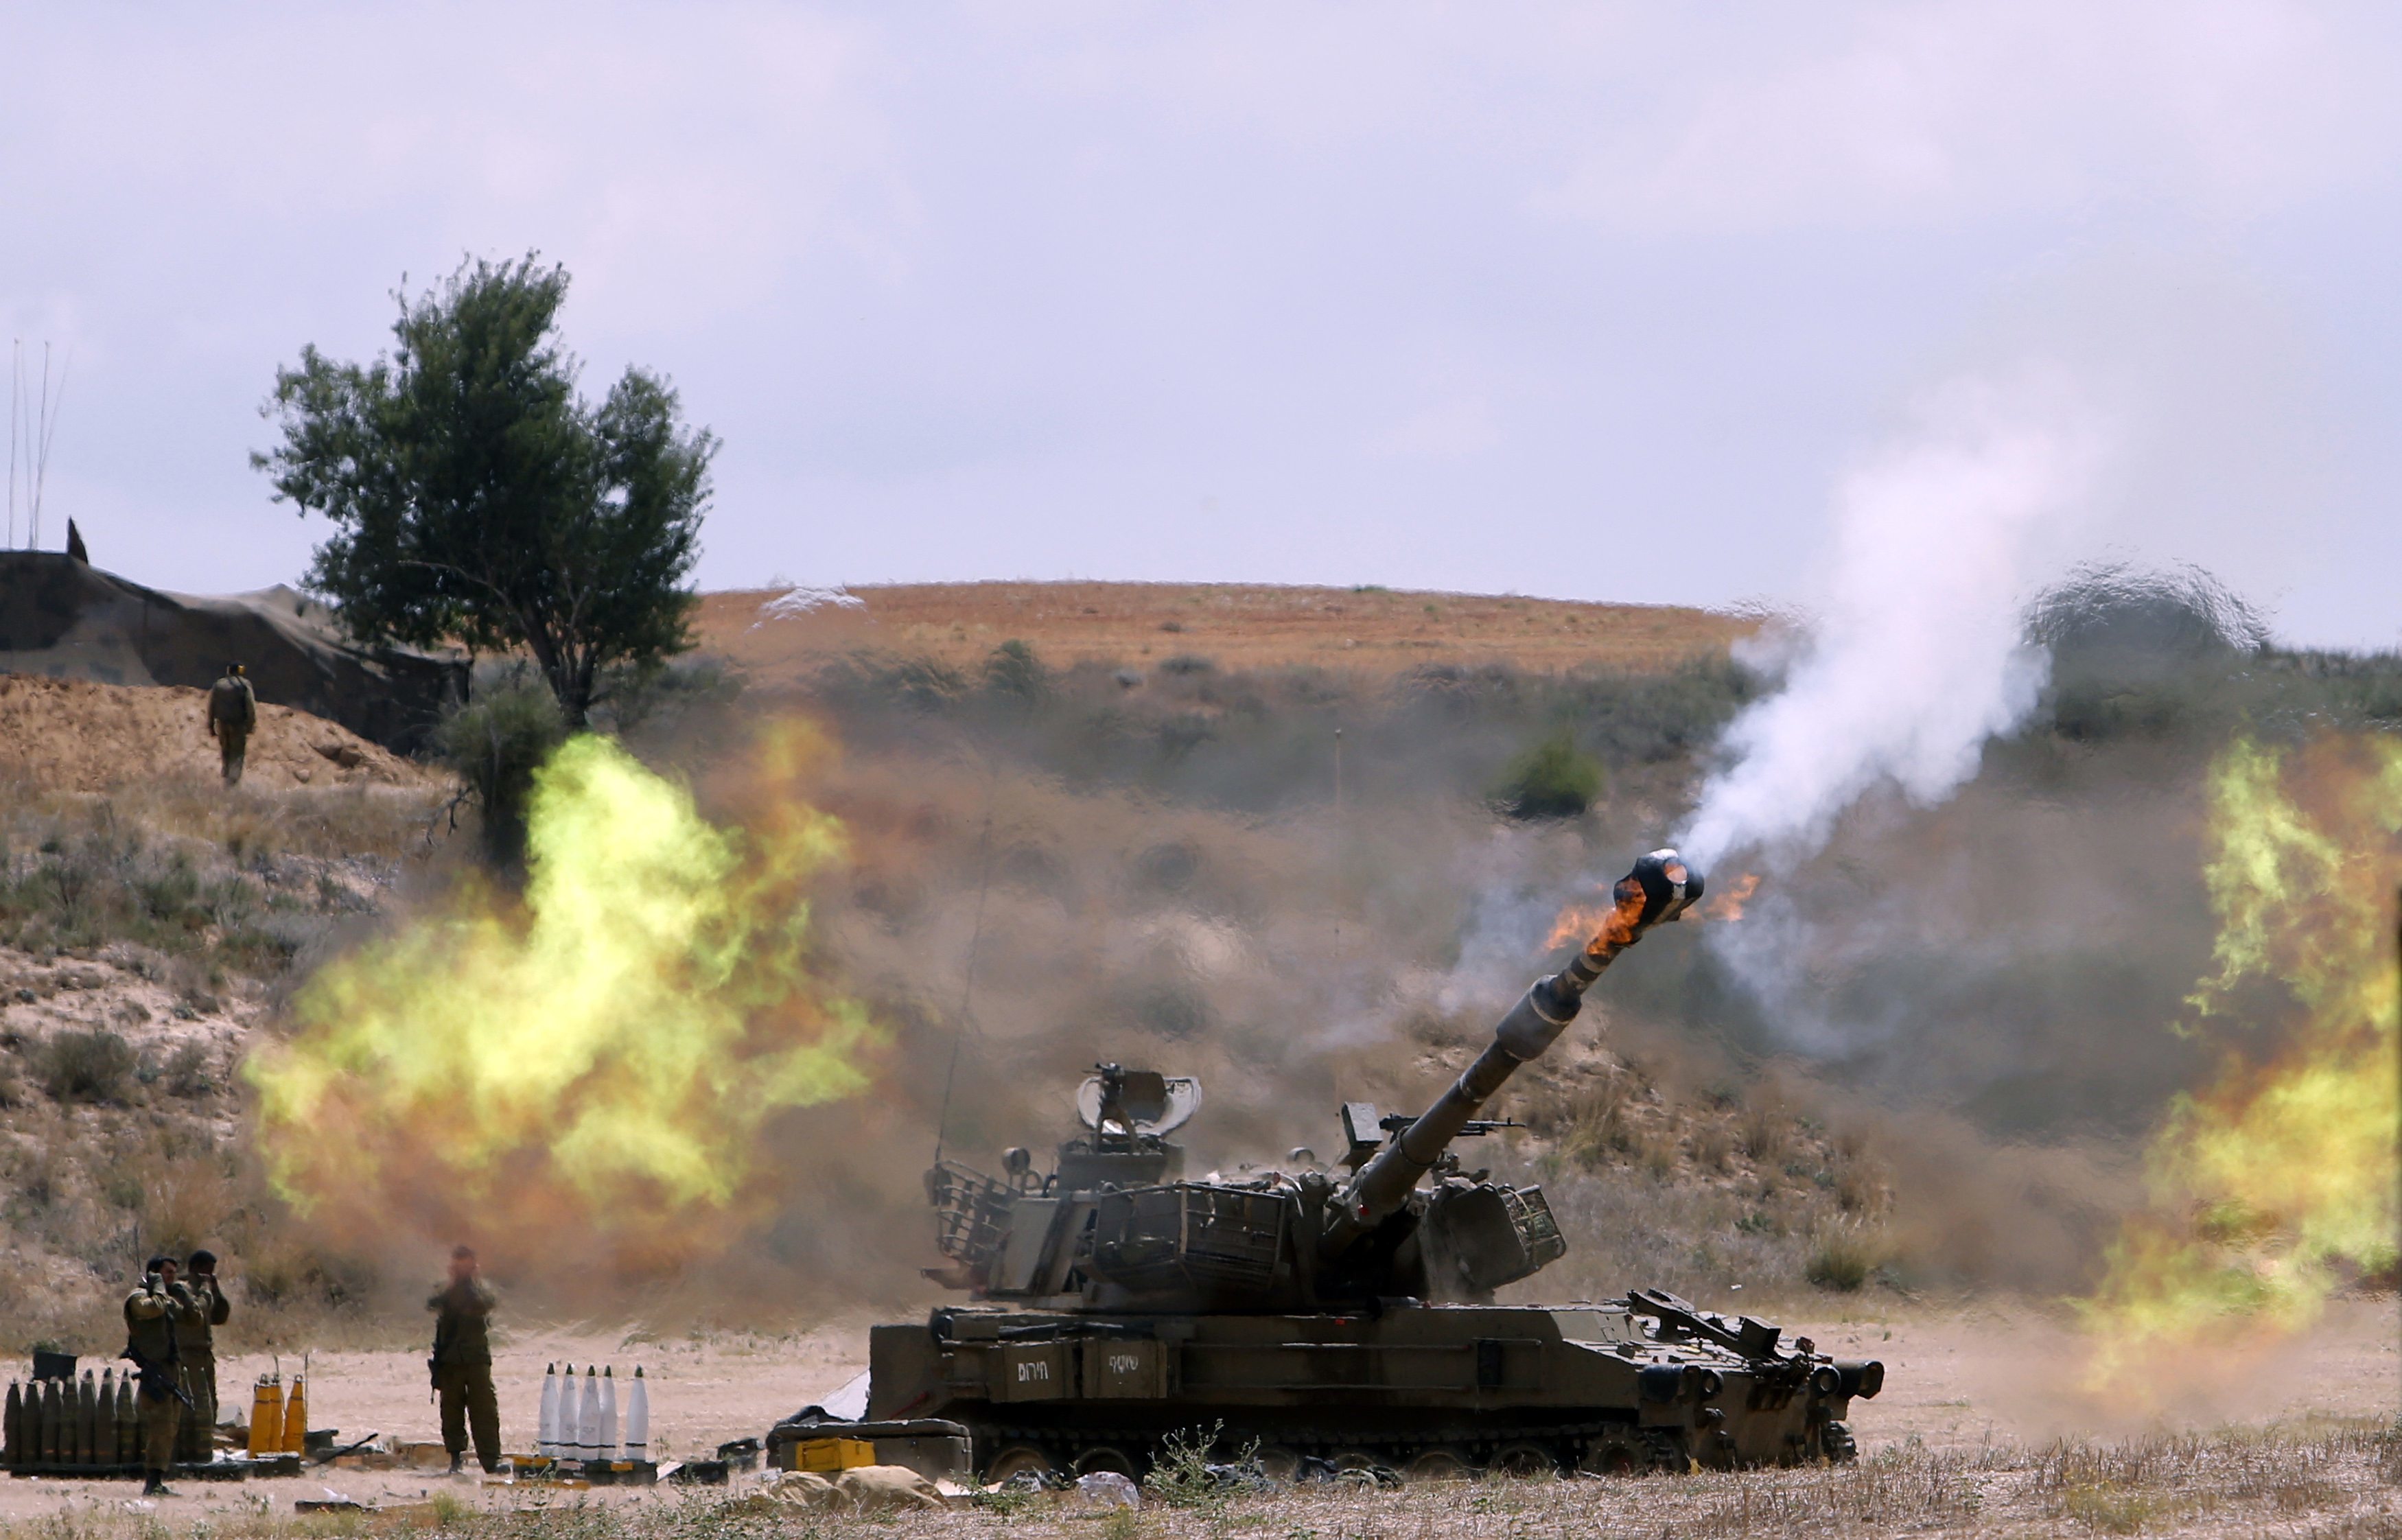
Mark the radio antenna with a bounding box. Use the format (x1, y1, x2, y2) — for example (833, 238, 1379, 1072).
(30, 345, 67, 551)
(931, 761, 999, 1168)
(8, 340, 19, 550)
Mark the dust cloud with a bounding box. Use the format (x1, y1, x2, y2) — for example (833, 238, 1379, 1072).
(240, 554, 2397, 1353)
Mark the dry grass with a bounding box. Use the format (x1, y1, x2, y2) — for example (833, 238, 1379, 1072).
(1, 1425, 2395, 1539)
(0, 775, 446, 977)
(699, 581, 1753, 688)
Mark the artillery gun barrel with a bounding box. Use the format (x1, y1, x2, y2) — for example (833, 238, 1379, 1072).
(1320, 850, 1702, 1257)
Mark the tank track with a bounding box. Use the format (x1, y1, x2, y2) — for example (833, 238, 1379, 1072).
(970, 1419, 1693, 1478)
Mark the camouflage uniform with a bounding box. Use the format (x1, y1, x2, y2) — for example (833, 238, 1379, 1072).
(205, 670, 257, 786)
(428, 1277, 500, 1472)
(123, 1276, 203, 1478)
(172, 1273, 231, 1461)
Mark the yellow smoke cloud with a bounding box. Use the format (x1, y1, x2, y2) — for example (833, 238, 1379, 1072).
(244, 730, 881, 1271)
(2082, 734, 2402, 1391)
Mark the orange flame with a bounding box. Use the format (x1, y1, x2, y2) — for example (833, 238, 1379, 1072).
(1581, 883, 1650, 960)
(1540, 869, 1760, 950)
(1713, 872, 1762, 922)
(1543, 898, 1613, 950)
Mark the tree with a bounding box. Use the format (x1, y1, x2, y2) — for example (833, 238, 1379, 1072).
(255, 254, 716, 727)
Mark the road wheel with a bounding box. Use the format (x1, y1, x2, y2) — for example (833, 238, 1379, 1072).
(985, 1445, 1056, 1483)
(1820, 1423, 1858, 1464)
(1073, 1445, 1140, 1479)
(1580, 1438, 1642, 1477)
(1486, 1442, 1559, 1480)
(1402, 1447, 1473, 1482)
(1252, 1445, 1303, 1482)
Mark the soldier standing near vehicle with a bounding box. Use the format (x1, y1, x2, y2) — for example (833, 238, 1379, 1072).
(174, 1250, 231, 1462)
(204, 663, 258, 786)
(428, 1245, 500, 1475)
(124, 1256, 203, 1495)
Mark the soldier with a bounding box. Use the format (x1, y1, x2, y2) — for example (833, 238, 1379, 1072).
(428, 1245, 500, 1475)
(204, 663, 258, 786)
(123, 1256, 202, 1495)
(174, 1250, 231, 1462)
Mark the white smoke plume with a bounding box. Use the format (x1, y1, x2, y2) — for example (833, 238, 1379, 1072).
(1678, 373, 2103, 874)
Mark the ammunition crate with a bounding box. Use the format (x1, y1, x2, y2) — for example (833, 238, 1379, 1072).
(787, 1437, 875, 1472)
(767, 1420, 972, 1483)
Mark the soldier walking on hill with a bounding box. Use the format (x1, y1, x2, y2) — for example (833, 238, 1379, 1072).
(174, 1250, 231, 1462)
(205, 662, 258, 786)
(428, 1245, 501, 1475)
(124, 1255, 204, 1495)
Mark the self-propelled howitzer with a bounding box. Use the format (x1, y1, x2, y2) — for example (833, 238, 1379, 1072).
(832, 850, 1882, 1482)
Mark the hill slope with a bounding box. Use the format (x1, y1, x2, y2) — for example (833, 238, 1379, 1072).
(697, 581, 1748, 690)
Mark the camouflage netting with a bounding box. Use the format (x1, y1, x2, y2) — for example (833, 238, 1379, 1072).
(0, 552, 465, 754)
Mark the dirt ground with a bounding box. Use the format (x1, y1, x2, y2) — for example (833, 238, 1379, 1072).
(0, 675, 435, 794)
(697, 581, 1751, 688)
(1, 1300, 2390, 1521)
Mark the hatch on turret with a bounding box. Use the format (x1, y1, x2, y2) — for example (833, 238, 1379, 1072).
(1074, 1069, 1202, 1138)
(1055, 1064, 1199, 1190)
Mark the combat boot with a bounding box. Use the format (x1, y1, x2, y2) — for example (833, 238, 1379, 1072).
(142, 1475, 173, 1497)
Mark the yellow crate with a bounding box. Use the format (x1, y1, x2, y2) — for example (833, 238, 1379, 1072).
(791, 1437, 876, 1472)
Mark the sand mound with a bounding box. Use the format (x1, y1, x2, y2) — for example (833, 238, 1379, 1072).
(0, 673, 440, 793)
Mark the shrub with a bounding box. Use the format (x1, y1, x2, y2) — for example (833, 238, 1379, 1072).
(1739, 1095, 1789, 1165)
(434, 679, 568, 867)
(1805, 1224, 1880, 1292)
(1146, 1422, 1254, 1513)
(1491, 730, 1604, 819)
(983, 640, 1049, 702)
(36, 1029, 137, 1105)
(887, 656, 967, 710)
(161, 1040, 216, 1099)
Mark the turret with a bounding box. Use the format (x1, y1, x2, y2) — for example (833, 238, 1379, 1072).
(922, 850, 1701, 1311)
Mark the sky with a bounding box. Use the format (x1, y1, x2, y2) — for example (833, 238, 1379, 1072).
(3, 1, 2399, 646)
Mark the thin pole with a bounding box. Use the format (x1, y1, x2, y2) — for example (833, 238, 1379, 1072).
(931, 765, 999, 1169)
(7, 339, 17, 550)
(31, 343, 61, 551)
(1333, 725, 1344, 813)
(30, 345, 45, 550)
(34, 348, 65, 542)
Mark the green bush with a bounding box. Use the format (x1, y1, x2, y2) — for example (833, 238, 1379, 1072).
(1146, 1421, 1253, 1513)
(35, 1029, 137, 1106)
(434, 679, 568, 867)
(983, 639, 1049, 702)
(1491, 730, 1605, 819)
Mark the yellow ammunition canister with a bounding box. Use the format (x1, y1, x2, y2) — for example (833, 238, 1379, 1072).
(248, 1379, 284, 1458)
